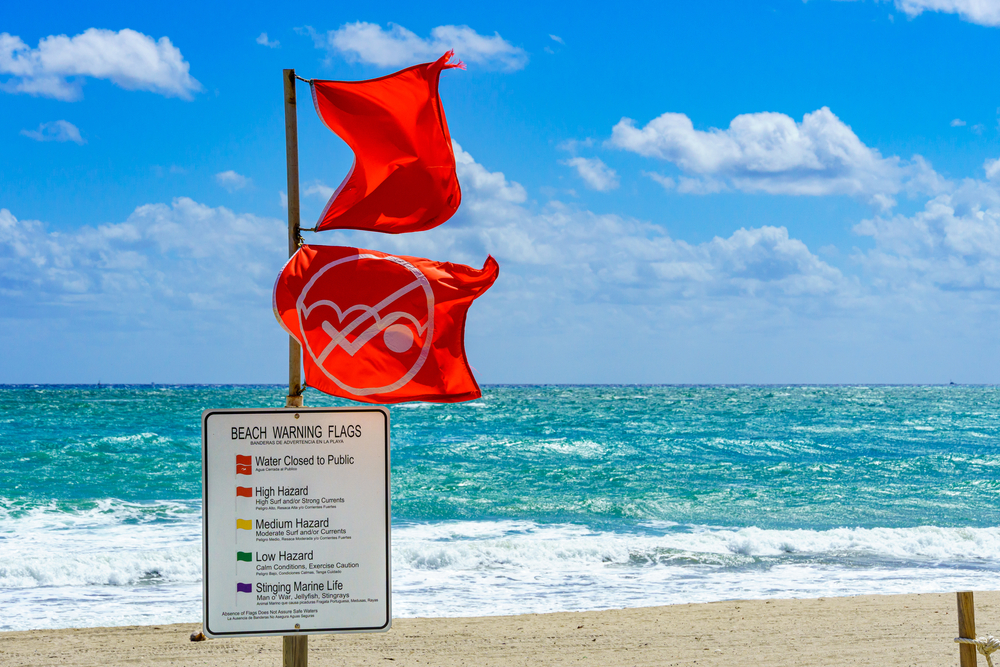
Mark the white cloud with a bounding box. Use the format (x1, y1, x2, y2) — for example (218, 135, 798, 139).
(549, 34, 565, 45)
(359, 146, 1000, 382)
(0, 200, 289, 383)
(951, 118, 967, 127)
(646, 170, 728, 195)
(562, 156, 619, 191)
(0, 29, 200, 101)
(677, 176, 728, 194)
(0, 149, 843, 380)
(452, 142, 528, 204)
(895, 0, 1000, 26)
(315, 22, 528, 70)
(985, 157, 1000, 180)
(556, 137, 594, 153)
(20, 120, 85, 144)
(645, 172, 677, 190)
(6, 144, 1000, 383)
(319, 143, 845, 306)
(609, 106, 943, 208)
(0, 199, 284, 314)
(216, 170, 251, 192)
(849, 155, 1000, 295)
(1, 179, 850, 383)
(303, 181, 336, 200)
(855, 192, 1000, 290)
(256, 32, 280, 48)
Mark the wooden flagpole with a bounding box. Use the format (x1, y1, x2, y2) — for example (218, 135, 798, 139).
(283, 68, 305, 411)
(282, 67, 307, 666)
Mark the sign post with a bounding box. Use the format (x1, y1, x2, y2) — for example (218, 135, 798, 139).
(202, 407, 391, 640)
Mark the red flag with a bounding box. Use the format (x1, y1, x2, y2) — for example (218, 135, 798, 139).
(236, 455, 252, 475)
(273, 245, 498, 404)
(236, 486, 252, 498)
(309, 51, 463, 234)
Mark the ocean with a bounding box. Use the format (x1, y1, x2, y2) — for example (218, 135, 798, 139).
(1, 384, 999, 632)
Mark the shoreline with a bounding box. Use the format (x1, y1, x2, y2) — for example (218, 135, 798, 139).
(2, 592, 996, 666)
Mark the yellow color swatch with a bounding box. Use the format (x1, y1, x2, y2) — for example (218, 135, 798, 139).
(236, 519, 252, 530)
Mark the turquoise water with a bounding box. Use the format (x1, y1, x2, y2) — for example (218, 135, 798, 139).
(1, 384, 999, 630)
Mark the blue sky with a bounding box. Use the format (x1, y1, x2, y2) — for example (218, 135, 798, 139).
(4, 0, 1000, 384)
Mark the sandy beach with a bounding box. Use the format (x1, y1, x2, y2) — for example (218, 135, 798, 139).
(1, 591, 996, 666)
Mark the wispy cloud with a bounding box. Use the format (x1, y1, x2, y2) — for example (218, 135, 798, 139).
(216, 170, 251, 192)
(20, 120, 85, 144)
(303, 181, 335, 200)
(644, 172, 676, 190)
(646, 172, 727, 194)
(0, 28, 200, 101)
(951, 118, 967, 127)
(311, 22, 528, 71)
(895, 0, 1000, 27)
(549, 34, 565, 45)
(562, 156, 619, 191)
(556, 137, 594, 153)
(256, 32, 279, 48)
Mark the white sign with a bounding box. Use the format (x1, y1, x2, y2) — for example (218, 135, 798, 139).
(202, 407, 390, 637)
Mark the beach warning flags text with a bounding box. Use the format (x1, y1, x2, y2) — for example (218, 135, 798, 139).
(273, 245, 498, 404)
(309, 51, 463, 234)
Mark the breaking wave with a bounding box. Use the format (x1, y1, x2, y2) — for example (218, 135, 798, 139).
(6, 499, 997, 629)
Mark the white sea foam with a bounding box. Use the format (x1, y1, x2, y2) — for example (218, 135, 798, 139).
(0, 499, 203, 630)
(393, 520, 1000, 567)
(388, 520, 1000, 618)
(0, 500, 201, 589)
(2, 503, 999, 630)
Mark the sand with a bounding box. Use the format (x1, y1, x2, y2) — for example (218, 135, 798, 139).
(1, 592, 996, 666)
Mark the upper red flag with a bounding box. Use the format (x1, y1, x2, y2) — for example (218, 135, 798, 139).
(309, 52, 463, 234)
(273, 245, 498, 404)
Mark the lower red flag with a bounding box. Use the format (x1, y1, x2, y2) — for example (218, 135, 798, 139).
(273, 245, 498, 404)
